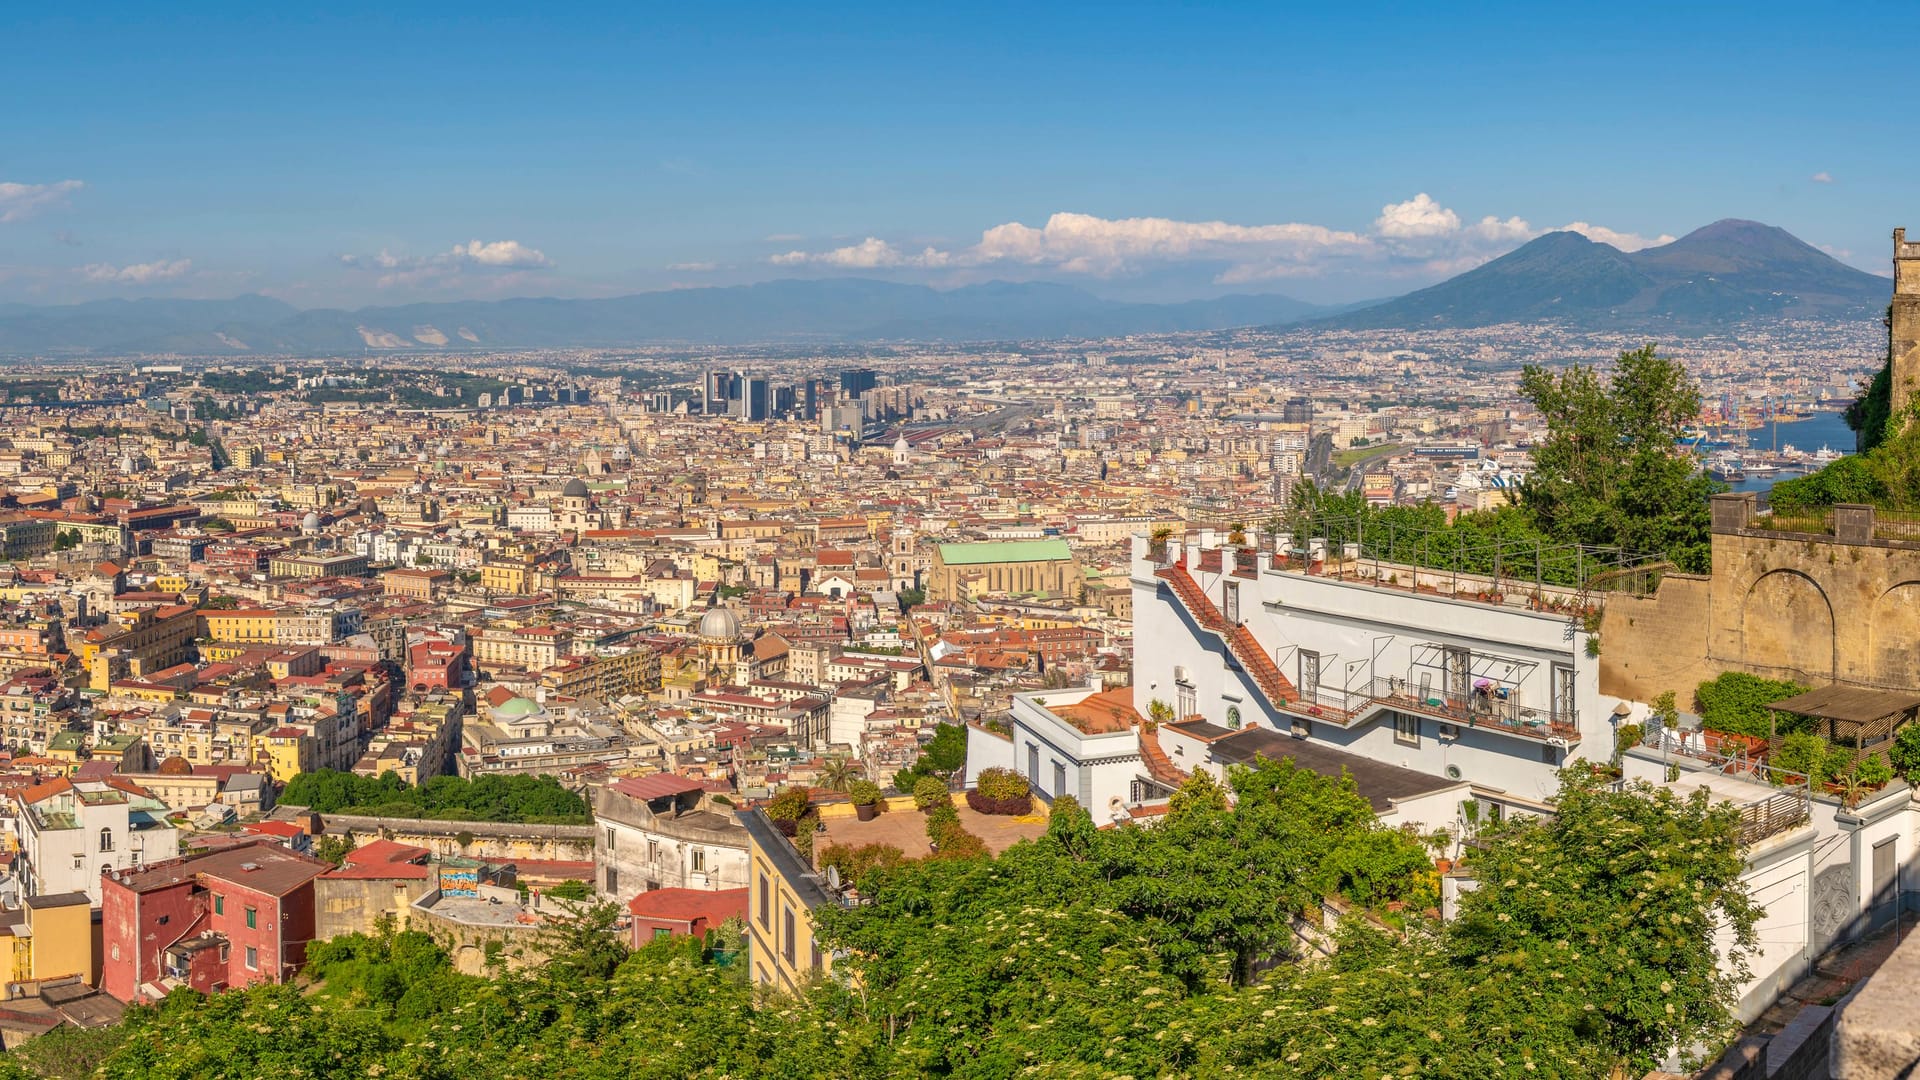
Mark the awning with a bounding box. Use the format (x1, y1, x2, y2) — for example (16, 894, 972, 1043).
(1766, 685, 1920, 726)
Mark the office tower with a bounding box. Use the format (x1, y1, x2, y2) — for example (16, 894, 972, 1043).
(839, 368, 878, 397)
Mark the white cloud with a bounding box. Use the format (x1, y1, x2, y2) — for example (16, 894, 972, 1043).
(340, 238, 553, 288)
(0, 180, 83, 224)
(80, 259, 192, 284)
(448, 239, 551, 268)
(667, 261, 718, 272)
(763, 195, 1670, 282)
(1374, 194, 1460, 239)
(771, 237, 952, 269)
(1811, 171, 1834, 184)
(1555, 222, 1676, 252)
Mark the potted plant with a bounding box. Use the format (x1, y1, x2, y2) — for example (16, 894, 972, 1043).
(849, 779, 883, 821)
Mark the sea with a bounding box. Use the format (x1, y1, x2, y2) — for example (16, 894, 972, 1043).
(1720, 408, 1858, 495)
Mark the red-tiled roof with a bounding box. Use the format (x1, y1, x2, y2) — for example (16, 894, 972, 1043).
(626, 886, 749, 923)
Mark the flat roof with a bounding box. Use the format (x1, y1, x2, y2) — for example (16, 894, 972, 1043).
(1209, 729, 1460, 813)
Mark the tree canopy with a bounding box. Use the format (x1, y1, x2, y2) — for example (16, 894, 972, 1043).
(278, 769, 590, 824)
(32, 768, 1758, 1080)
(1517, 345, 1717, 572)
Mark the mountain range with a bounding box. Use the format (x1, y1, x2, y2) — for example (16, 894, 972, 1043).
(1318, 219, 1889, 330)
(0, 220, 1891, 355)
(0, 282, 1333, 356)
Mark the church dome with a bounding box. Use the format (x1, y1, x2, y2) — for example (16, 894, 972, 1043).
(492, 696, 545, 722)
(158, 755, 193, 776)
(697, 605, 741, 641)
(560, 477, 590, 499)
(301, 511, 322, 533)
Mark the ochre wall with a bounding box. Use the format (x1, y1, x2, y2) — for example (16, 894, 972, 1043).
(1600, 497, 1920, 706)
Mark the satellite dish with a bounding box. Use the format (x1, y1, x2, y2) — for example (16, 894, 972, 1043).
(825, 866, 842, 891)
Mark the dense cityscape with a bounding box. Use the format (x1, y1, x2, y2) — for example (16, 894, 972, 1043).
(6, 6, 1920, 1079)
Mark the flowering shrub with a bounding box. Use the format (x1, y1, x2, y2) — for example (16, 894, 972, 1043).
(912, 775, 951, 810)
(848, 780, 883, 807)
(975, 766, 1030, 799)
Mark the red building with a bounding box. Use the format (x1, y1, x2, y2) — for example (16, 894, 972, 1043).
(626, 886, 748, 947)
(100, 839, 329, 1003)
(407, 637, 469, 694)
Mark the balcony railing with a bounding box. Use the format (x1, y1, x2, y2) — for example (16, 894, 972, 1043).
(1267, 675, 1577, 743)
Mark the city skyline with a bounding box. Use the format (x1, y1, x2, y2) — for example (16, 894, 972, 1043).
(5, 3, 1916, 308)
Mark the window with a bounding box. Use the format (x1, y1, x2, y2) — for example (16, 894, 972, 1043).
(1225, 705, 1242, 730)
(1395, 712, 1418, 746)
(1298, 650, 1321, 700)
(811, 941, 823, 971)
(758, 873, 769, 926)
(782, 907, 796, 965)
(245, 906, 257, 929)
(1551, 663, 1576, 723)
(653, 927, 671, 941)
(647, 839, 659, 863)
(99, 827, 114, 852)
(605, 828, 615, 850)
(1176, 681, 1196, 722)
(244, 946, 258, 970)
(605, 867, 618, 894)
(1051, 761, 1066, 798)
(214, 895, 224, 915)
(691, 849, 706, 873)
(1027, 743, 1040, 785)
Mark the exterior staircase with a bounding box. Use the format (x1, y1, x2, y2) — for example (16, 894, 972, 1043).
(1154, 563, 1296, 706)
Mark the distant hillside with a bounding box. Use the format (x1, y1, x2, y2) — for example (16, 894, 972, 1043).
(0, 280, 1330, 355)
(1321, 219, 1889, 330)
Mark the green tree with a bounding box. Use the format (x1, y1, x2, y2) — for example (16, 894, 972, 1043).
(1518, 345, 1718, 572)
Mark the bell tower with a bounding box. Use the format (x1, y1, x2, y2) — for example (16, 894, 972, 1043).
(1894, 227, 1920, 420)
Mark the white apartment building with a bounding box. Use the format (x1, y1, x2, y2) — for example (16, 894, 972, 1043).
(1127, 532, 1616, 806)
(9, 777, 182, 905)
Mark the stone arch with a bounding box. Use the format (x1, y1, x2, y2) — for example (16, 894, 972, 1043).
(1870, 582, 1920, 685)
(1741, 569, 1834, 680)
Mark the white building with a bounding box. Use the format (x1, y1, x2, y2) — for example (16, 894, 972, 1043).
(592, 774, 749, 906)
(9, 777, 181, 906)
(1127, 532, 1615, 806)
(1123, 530, 1920, 1026)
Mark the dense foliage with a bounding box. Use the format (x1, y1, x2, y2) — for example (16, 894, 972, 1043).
(1891, 722, 1920, 784)
(1693, 672, 1811, 738)
(14, 767, 1759, 1080)
(1517, 345, 1718, 572)
(890, 722, 967, 788)
(279, 769, 590, 824)
(1775, 310, 1920, 511)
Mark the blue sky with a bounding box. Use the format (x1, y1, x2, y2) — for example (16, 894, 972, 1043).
(2, 2, 1913, 307)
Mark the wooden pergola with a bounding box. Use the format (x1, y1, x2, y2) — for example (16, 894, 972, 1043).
(1766, 684, 1920, 758)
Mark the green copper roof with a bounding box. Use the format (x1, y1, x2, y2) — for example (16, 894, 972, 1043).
(936, 540, 1073, 565)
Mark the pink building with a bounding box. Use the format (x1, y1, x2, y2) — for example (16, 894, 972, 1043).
(99, 839, 328, 1003)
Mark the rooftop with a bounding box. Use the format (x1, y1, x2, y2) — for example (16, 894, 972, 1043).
(936, 539, 1073, 565)
(817, 803, 1047, 857)
(1208, 728, 1461, 813)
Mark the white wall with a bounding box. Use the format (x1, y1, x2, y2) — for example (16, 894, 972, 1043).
(1128, 542, 1606, 801)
